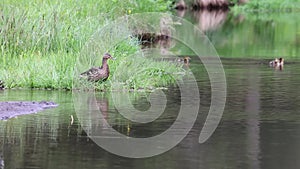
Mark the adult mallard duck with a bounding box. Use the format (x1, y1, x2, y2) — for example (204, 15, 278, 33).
(80, 53, 114, 82)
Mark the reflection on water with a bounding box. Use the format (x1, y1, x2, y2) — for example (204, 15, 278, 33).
(175, 0, 231, 10)
(175, 7, 229, 32)
(1, 60, 300, 168)
(193, 9, 228, 32)
(175, 9, 300, 58)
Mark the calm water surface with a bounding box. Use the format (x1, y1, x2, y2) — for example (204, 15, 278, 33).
(1, 60, 300, 169)
(1, 11, 300, 169)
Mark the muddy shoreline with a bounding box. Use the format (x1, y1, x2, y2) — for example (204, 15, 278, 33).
(0, 101, 58, 120)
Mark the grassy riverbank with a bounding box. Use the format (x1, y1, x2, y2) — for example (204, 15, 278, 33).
(0, 0, 185, 90)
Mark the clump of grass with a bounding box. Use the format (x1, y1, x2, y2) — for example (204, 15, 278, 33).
(110, 55, 182, 91)
(0, 52, 76, 90)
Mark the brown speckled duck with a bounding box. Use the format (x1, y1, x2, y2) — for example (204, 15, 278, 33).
(80, 53, 114, 82)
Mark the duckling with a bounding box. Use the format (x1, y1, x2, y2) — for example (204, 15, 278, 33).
(269, 58, 279, 66)
(0, 80, 4, 90)
(177, 56, 191, 64)
(277, 57, 284, 66)
(183, 56, 191, 65)
(80, 53, 114, 82)
(269, 58, 284, 67)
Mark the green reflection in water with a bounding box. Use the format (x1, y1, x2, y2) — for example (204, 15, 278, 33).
(173, 11, 300, 59)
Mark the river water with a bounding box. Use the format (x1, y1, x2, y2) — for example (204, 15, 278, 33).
(0, 10, 300, 169)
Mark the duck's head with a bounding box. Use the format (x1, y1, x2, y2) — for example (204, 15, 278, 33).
(103, 53, 114, 60)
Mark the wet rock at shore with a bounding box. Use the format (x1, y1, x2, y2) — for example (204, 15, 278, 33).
(0, 101, 58, 120)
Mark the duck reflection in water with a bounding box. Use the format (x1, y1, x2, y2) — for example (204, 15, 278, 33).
(94, 96, 109, 129)
(95, 95, 131, 136)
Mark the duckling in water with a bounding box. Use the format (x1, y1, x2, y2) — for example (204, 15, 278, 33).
(183, 56, 191, 65)
(80, 53, 114, 82)
(278, 57, 284, 66)
(0, 80, 4, 90)
(269, 57, 284, 67)
(177, 56, 191, 64)
(269, 58, 279, 66)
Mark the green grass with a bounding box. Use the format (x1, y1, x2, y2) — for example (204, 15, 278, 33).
(0, 0, 185, 90)
(0, 51, 75, 89)
(0, 0, 173, 55)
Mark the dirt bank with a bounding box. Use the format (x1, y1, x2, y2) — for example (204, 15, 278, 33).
(0, 101, 58, 120)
